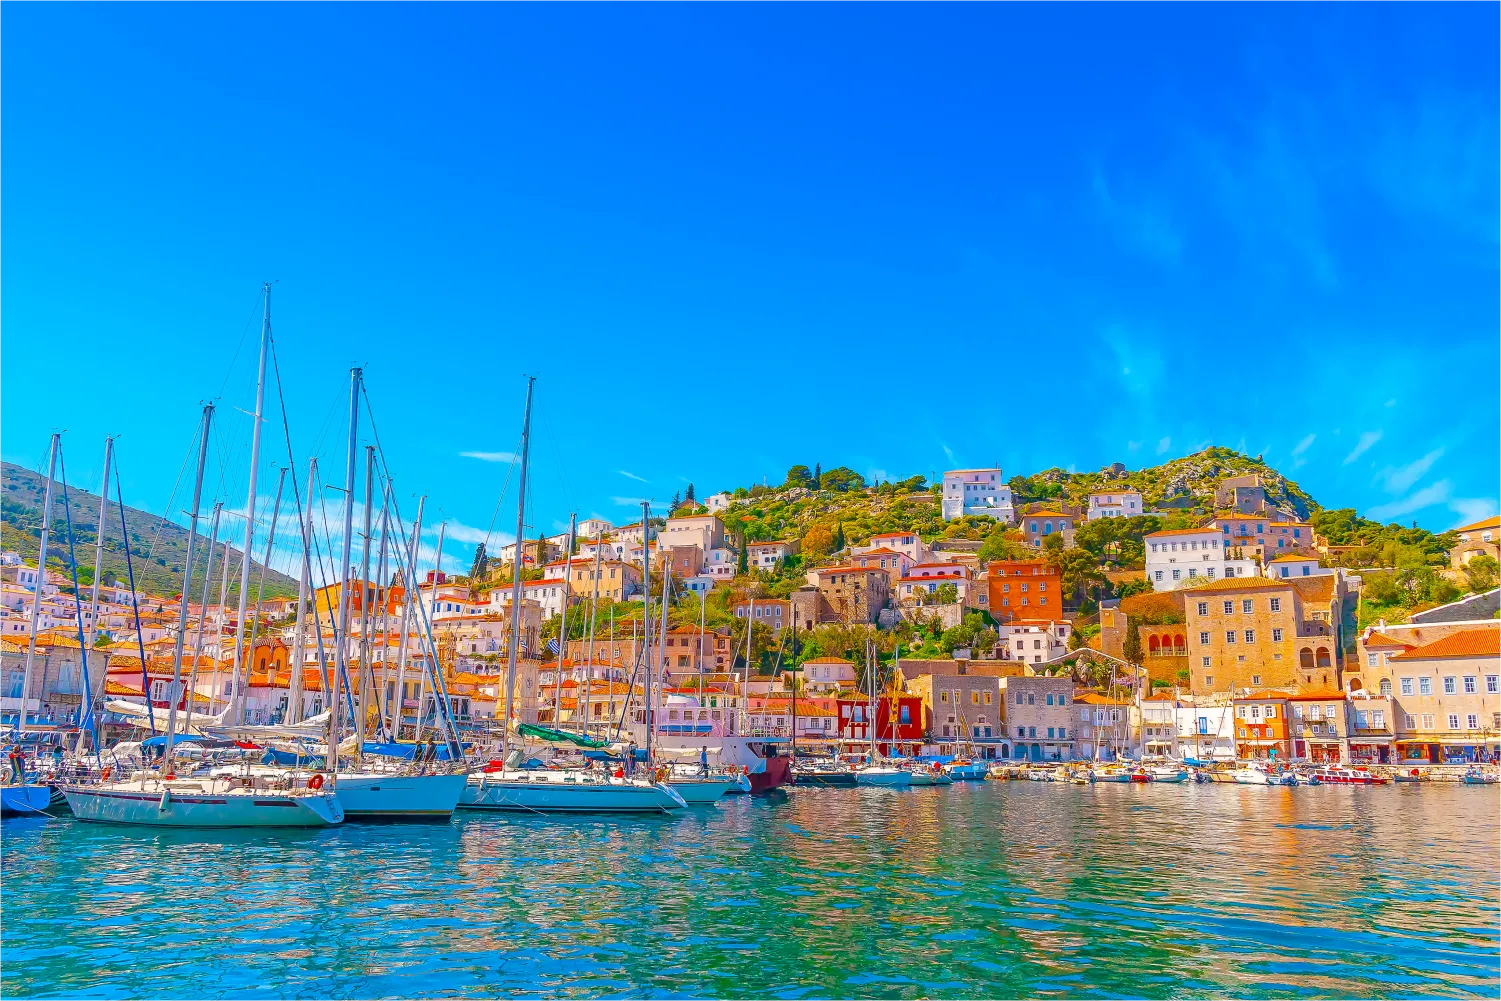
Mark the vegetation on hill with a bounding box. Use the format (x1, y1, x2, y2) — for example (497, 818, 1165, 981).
(1, 460, 297, 601)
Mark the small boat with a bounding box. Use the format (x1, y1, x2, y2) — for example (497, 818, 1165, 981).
(1392, 768, 1424, 783)
(944, 760, 988, 781)
(458, 769, 686, 813)
(1311, 766, 1389, 786)
(665, 771, 751, 803)
(1128, 768, 1154, 783)
(0, 784, 53, 817)
(1230, 765, 1271, 785)
(1461, 768, 1498, 786)
(853, 766, 912, 787)
(63, 774, 344, 827)
(1091, 767, 1132, 784)
(905, 766, 952, 787)
(794, 766, 857, 787)
(1150, 766, 1190, 784)
(1025, 768, 1055, 782)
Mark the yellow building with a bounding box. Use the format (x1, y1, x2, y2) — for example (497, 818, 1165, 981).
(1184, 577, 1341, 694)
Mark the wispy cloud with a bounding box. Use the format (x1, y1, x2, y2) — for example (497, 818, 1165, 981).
(1092, 168, 1183, 268)
(1448, 498, 1497, 528)
(1375, 448, 1444, 495)
(940, 443, 956, 464)
(1343, 431, 1382, 465)
(1156, 437, 1172, 455)
(1367, 481, 1451, 522)
(618, 470, 648, 483)
(1291, 434, 1316, 457)
(611, 496, 650, 507)
(459, 451, 516, 463)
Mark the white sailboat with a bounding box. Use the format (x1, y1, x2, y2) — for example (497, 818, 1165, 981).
(853, 639, 910, 788)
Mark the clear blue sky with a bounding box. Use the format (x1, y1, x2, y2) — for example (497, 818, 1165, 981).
(3, 4, 1496, 574)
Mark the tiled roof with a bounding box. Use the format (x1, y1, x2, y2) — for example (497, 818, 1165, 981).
(1022, 510, 1069, 519)
(1269, 553, 1318, 562)
(1291, 576, 1336, 604)
(1285, 688, 1347, 700)
(1363, 632, 1413, 650)
(1182, 576, 1289, 593)
(1074, 691, 1131, 706)
(1145, 527, 1218, 538)
(1391, 628, 1501, 661)
(799, 656, 855, 665)
(1455, 515, 1500, 533)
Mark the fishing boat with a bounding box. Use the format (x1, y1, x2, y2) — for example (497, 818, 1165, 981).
(1128, 767, 1154, 783)
(905, 763, 952, 786)
(794, 763, 858, 787)
(0, 783, 53, 817)
(853, 764, 912, 787)
(944, 760, 988, 781)
(1311, 766, 1388, 786)
(1392, 768, 1424, 783)
(1150, 765, 1190, 783)
(1090, 766, 1132, 783)
(1461, 767, 1498, 786)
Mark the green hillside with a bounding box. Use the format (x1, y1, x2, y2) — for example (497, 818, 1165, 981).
(1, 460, 298, 600)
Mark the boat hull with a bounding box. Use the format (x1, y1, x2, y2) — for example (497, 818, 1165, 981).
(0, 784, 53, 817)
(853, 769, 911, 787)
(945, 764, 988, 781)
(62, 784, 344, 827)
(748, 753, 793, 794)
(906, 772, 952, 786)
(457, 775, 686, 813)
(795, 771, 857, 787)
(334, 773, 466, 820)
(665, 776, 745, 804)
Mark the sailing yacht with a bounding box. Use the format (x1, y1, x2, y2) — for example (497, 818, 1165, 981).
(852, 639, 910, 787)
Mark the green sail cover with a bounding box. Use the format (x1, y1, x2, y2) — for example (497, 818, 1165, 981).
(515, 723, 610, 749)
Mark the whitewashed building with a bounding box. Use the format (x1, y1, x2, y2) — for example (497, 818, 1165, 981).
(941, 468, 1014, 522)
(1087, 489, 1143, 520)
(1145, 528, 1259, 592)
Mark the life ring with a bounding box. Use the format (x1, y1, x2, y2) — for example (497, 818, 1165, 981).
(307, 773, 325, 790)
(101, 766, 112, 781)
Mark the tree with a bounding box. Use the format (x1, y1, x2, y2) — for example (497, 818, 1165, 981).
(1463, 554, 1499, 594)
(934, 582, 959, 605)
(1122, 616, 1144, 667)
(802, 524, 834, 556)
(1116, 577, 1153, 599)
(784, 465, 814, 490)
(670, 490, 681, 512)
(833, 522, 846, 552)
(738, 539, 749, 575)
(469, 543, 488, 581)
(814, 462, 822, 484)
(819, 466, 866, 493)
(1041, 532, 1065, 553)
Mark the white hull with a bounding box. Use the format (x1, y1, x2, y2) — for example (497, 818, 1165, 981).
(458, 772, 686, 813)
(334, 773, 467, 820)
(854, 768, 912, 787)
(62, 782, 343, 827)
(906, 772, 952, 786)
(1, 784, 53, 816)
(1231, 770, 1270, 785)
(664, 776, 745, 804)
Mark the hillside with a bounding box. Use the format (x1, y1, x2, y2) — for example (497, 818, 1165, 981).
(1, 461, 298, 600)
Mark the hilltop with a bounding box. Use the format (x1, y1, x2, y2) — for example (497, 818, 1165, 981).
(1, 460, 298, 600)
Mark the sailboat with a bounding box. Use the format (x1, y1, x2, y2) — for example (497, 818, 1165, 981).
(456, 382, 683, 815)
(853, 639, 910, 787)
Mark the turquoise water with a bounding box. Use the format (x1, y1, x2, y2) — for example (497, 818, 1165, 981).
(3, 782, 1498, 998)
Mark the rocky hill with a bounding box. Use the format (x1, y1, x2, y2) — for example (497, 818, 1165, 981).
(1, 460, 298, 600)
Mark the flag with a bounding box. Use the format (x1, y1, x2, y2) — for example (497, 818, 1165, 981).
(547, 638, 559, 655)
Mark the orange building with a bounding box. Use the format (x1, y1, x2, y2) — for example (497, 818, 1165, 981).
(1231, 692, 1292, 760)
(987, 560, 1063, 622)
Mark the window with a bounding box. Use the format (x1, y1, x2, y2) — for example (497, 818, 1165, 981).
(1421, 714, 1434, 730)
(1200, 631, 1211, 645)
(1379, 679, 1392, 697)
(1272, 629, 1283, 643)
(1250, 706, 1260, 719)
(1265, 704, 1276, 718)
(1367, 653, 1377, 667)
(1242, 599, 1253, 614)
(1223, 601, 1234, 614)
(1028, 727, 1037, 738)
(1197, 602, 1209, 616)
(1047, 727, 1055, 739)
(1202, 657, 1211, 668)
(1172, 569, 1181, 581)
(1405, 715, 1416, 730)
(1463, 677, 1476, 694)
(1419, 677, 1432, 696)
(1448, 714, 1460, 731)
(1373, 711, 1385, 728)
(1270, 598, 1281, 613)
(940, 691, 949, 703)
(984, 692, 992, 704)
(1443, 677, 1457, 695)
(1252, 675, 1262, 687)
(1027, 694, 1035, 705)
(1245, 630, 1255, 644)
(1154, 571, 1163, 582)
(1489, 676, 1500, 694)
(972, 691, 981, 704)
(1046, 693, 1054, 706)
(1204, 675, 1213, 686)
(1016, 726, 1025, 738)
(1466, 714, 1479, 730)
(1226, 631, 1237, 644)
(1058, 695, 1067, 707)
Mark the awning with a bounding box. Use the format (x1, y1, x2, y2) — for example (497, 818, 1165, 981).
(1238, 739, 1287, 746)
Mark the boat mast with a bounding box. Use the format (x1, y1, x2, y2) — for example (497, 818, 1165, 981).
(209, 540, 231, 717)
(639, 500, 652, 765)
(162, 404, 214, 769)
(501, 376, 535, 763)
(354, 446, 376, 762)
(368, 486, 393, 741)
(287, 457, 318, 725)
(789, 609, 797, 760)
(84, 436, 113, 653)
(554, 512, 576, 725)
(581, 523, 603, 734)
(242, 466, 287, 715)
(413, 521, 443, 748)
(388, 495, 423, 739)
(19, 434, 60, 735)
(332, 367, 362, 775)
(229, 283, 272, 725)
(656, 542, 671, 760)
(182, 503, 223, 737)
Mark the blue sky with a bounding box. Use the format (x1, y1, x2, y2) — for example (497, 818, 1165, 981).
(3, 5, 1496, 574)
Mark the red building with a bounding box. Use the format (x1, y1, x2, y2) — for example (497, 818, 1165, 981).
(837, 694, 927, 755)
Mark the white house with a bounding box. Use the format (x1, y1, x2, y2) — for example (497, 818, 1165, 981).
(748, 540, 799, 571)
(788, 656, 858, 693)
(575, 518, 613, 540)
(1087, 489, 1143, 521)
(703, 547, 737, 579)
(1001, 621, 1071, 663)
(941, 468, 1014, 523)
(703, 493, 732, 514)
(1265, 554, 1333, 580)
(897, 563, 970, 604)
(1144, 528, 1258, 592)
(1175, 703, 1236, 761)
(854, 532, 930, 564)
(661, 514, 728, 554)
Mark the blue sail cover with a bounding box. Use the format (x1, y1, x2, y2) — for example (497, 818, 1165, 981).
(362, 741, 464, 761)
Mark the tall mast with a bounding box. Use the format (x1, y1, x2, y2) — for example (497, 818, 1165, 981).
(553, 512, 576, 724)
(656, 541, 671, 761)
(229, 282, 273, 723)
(287, 458, 317, 725)
(368, 485, 393, 741)
(242, 466, 287, 719)
(85, 437, 114, 652)
(19, 434, 61, 734)
(414, 521, 444, 747)
(388, 495, 423, 739)
(332, 367, 362, 771)
(183, 503, 223, 737)
(501, 377, 535, 762)
(209, 540, 232, 716)
(640, 500, 652, 765)
(163, 404, 214, 769)
(581, 523, 604, 733)
(354, 446, 376, 761)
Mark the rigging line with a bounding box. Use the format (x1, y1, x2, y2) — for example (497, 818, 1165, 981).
(480, 443, 522, 553)
(539, 406, 578, 520)
(142, 420, 202, 566)
(112, 455, 159, 735)
(56, 447, 103, 763)
(214, 287, 267, 403)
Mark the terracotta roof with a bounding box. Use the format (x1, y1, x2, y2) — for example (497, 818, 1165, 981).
(1022, 510, 1069, 519)
(1212, 512, 1269, 522)
(1239, 690, 1296, 700)
(1285, 688, 1347, 701)
(1391, 629, 1501, 661)
(816, 565, 887, 576)
(1145, 527, 1219, 539)
(799, 657, 855, 665)
(1290, 576, 1336, 604)
(870, 531, 918, 539)
(1074, 691, 1131, 706)
(1182, 577, 1289, 593)
(1455, 516, 1500, 533)
(1269, 553, 1319, 563)
(1363, 632, 1414, 650)
(856, 547, 907, 557)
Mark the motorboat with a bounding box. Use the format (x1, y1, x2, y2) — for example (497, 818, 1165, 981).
(1232, 763, 1297, 786)
(1150, 765, 1190, 784)
(905, 764, 952, 787)
(458, 768, 686, 813)
(1090, 767, 1132, 784)
(1311, 766, 1388, 786)
(0, 784, 53, 817)
(944, 760, 988, 781)
(663, 767, 752, 804)
(794, 765, 857, 787)
(1128, 767, 1154, 783)
(1461, 767, 1498, 786)
(62, 771, 344, 827)
(852, 765, 912, 787)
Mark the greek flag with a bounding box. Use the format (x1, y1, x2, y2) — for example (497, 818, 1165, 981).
(547, 638, 560, 655)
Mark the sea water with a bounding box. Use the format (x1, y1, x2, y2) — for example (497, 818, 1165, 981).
(3, 782, 1498, 998)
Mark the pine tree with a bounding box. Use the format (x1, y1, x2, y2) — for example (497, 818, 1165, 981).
(469, 543, 488, 581)
(685, 482, 696, 506)
(738, 535, 749, 574)
(671, 490, 681, 511)
(833, 522, 845, 552)
(814, 462, 822, 484)
(1122, 615, 1144, 667)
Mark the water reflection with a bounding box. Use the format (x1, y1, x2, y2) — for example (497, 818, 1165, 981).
(2, 784, 1498, 998)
